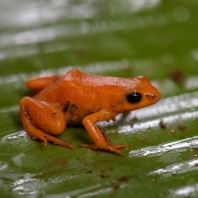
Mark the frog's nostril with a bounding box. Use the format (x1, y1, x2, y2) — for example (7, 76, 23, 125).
(145, 93, 159, 102)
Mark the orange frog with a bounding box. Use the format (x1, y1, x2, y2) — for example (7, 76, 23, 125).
(20, 69, 160, 155)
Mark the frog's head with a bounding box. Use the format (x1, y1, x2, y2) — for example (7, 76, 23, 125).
(121, 76, 160, 112)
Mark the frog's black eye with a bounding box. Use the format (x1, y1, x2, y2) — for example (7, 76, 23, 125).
(126, 92, 142, 104)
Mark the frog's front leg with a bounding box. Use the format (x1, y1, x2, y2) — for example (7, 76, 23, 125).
(79, 110, 128, 155)
(20, 97, 75, 150)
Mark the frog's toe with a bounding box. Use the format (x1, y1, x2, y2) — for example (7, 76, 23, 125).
(78, 143, 127, 155)
(45, 133, 75, 150)
(34, 130, 75, 150)
(105, 144, 124, 155)
(114, 144, 129, 149)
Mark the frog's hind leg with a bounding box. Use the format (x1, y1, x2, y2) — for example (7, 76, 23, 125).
(26, 75, 58, 92)
(20, 96, 75, 150)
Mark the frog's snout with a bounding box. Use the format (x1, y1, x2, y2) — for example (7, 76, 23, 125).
(145, 92, 160, 104)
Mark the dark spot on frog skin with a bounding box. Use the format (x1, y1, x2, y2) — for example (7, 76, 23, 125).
(52, 76, 60, 83)
(72, 103, 80, 108)
(89, 108, 95, 113)
(24, 107, 29, 118)
(146, 93, 157, 101)
(69, 103, 80, 115)
(118, 100, 124, 105)
(111, 103, 116, 107)
(101, 128, 111, 144)
(63, 101, 70, 112)
(53, 112, 57, 119)
(72, 115, 78, 121)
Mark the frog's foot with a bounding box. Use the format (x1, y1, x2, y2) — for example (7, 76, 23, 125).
(26, 122, 75, 150)
(42, 132, 75, 150)
(81, 111, 129, 155)
(78, 143, 128, 155)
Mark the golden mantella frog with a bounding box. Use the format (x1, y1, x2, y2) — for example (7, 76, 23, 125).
(20, 69, 160, 155)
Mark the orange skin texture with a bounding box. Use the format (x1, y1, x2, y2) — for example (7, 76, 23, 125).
(20, 69, 160, 155)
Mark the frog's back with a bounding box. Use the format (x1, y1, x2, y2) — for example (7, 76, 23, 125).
(33, 69, 104, 103)
(33, 68, 144, 105)
(62, 69, 138, 89)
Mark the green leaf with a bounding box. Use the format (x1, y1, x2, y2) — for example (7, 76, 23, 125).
(1, 0, 198, 197)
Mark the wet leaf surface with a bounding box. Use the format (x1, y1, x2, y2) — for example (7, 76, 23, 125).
(1, 0, 198, 197)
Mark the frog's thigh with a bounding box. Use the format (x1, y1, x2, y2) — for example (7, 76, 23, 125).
(20, 97, 66, 135)
(20, 97, 74, 150)
(26, 75, 58, 92)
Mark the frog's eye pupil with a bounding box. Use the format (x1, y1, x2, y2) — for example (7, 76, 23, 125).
(126, 92, 142, 104)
